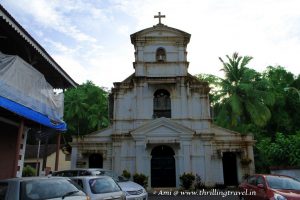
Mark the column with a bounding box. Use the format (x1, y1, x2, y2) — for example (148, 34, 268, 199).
(71, 146, 78, 169)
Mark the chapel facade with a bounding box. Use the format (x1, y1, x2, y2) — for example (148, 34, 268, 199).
(71, 14, 255, 188)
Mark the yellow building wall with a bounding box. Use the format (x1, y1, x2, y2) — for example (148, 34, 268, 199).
(24, 150, 71, 175)
(46, 150, 71, 171)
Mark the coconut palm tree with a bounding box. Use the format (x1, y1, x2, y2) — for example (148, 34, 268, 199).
(216, 53, 274, 129)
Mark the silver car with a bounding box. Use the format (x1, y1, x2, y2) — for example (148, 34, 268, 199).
(0, 176, 89, 200)
(52, 169, 148, 200)
(71, 176, 125, 200)
(95, 170, 147, 200)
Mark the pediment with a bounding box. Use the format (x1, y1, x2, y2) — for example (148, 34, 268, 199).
(143, 29, 182, 37)
(131, 117, 195, 139)
(131, 24, 190, 45)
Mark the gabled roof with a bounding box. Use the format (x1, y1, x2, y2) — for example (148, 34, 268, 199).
(130, 24, 191, 46)
(211, 124, 255, 144)
(0, 5, 77, 88)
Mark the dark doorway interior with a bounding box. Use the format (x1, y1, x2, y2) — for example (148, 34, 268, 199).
(222, 152, 238, 186)
(0, 122, 17, 179)
(151, 145, 176, 187)
(89, 153, 103, 168)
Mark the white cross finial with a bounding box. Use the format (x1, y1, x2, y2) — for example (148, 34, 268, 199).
(154, 12, 166, 24)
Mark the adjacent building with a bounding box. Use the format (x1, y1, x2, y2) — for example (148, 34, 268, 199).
(0, 5, 76, 179)
(24, 145, 71, 176)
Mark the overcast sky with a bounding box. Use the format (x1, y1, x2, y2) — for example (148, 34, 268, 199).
(2, 0, 300, 89)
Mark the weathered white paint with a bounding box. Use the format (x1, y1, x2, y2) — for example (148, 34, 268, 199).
(71, 23, 255, 188)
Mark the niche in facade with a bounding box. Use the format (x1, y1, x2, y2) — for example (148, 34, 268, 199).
(156, 47, 166, 62)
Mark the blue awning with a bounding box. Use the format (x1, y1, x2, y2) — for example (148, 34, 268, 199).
(0, 96, 66, 131)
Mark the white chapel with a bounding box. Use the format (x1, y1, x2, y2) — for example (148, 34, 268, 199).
(71, 13, 255, 188)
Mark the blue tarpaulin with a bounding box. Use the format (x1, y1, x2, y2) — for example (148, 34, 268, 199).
(0, 96, 66, 131)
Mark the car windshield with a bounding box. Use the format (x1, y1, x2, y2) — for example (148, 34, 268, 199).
(21, 178, 84, 200)
(266, 176, 300, 190)
(89, 178, 121, 194)
(52, 170, 91, 177)
(98, 170, 128, 182)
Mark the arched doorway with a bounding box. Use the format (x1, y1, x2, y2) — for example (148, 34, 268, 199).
(89, 153, 103, 168)
(151, 145, 176, 187)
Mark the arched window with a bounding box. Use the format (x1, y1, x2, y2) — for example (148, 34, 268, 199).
(156, 47, 166, 62)
(153, 89, 171, 118)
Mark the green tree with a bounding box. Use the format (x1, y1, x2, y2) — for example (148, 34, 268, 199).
(285, 75, 300, 132)
(22, 165, 36, 177)
(262, 66, 296, 135)
(64, 81, 109, 137)
(196, 57, 300, 172)
(196, 73, 222, 106)
(257, 132, 300, 167)
(253, 67, 300, 172)
(216, 53, 274, 132)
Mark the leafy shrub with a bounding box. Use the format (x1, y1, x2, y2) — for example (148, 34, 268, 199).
(22, 165, 36, 177)
(257, 132, 300, 166)
(180, 173, 195, 190)
(194, 174, 206, 189)
(122, 170, 131, 179)
(133, 173, 148, 188)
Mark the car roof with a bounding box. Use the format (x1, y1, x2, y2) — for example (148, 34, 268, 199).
(1, 176, 69, 182)
(255, 174, 295, 179)
(70, 175, 112, 180)
(53, 168, 110, 172)
(74, 168, 110, 171)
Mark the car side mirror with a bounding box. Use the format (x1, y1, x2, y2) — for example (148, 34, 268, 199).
(257, 183, 265, 189)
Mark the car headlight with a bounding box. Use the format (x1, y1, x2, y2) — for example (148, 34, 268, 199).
(124, 191, 130, 196)
(142, 188, 147, 194)
(274, 193, 287, 200)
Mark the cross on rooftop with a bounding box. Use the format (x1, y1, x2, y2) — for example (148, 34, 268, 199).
(154, 12, 165, 24)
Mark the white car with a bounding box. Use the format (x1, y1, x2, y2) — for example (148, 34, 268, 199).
(71, 176, 126, 200)
(0, 176, 89, 200)
(52, 169, 148, 200)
